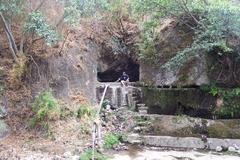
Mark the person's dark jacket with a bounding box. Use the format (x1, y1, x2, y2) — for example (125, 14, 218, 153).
(119, 74, 129, 81)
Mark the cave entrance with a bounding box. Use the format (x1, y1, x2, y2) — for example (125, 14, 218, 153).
(97, 56, 139, 82)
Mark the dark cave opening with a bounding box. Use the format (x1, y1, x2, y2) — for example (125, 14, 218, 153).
(97, 58, 140, 82)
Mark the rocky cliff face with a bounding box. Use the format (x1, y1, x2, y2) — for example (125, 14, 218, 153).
(140, 54, 210, 86)
(27, 40, 99, 104)
(139, 19, 240, 87)
(139, 19, 208, 86)
(24, 0, 100, 104)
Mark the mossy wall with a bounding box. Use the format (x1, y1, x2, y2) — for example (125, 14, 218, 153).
(142, 87, 215, 117)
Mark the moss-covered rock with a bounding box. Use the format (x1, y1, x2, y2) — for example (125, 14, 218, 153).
(207, 120, 240, 138)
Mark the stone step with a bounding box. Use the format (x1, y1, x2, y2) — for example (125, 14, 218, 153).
(132, 92, 138, 96)
(133, 126, 148, 133)
(139, 110, 148, 114)
(132, 101, 137, 108)
(126, 134, 141, 144)
(138, 107, 148, 110)
(132, 96, 141, 101)
(132, 97, 137, 101)
(137, 103, 145, 107)
(132, 99, 141, 104)
(136, 121, 151, 126)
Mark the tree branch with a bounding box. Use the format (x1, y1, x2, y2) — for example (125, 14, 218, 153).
(178, 0, 207, 30)
(58, 31, 70, 55)
(34, 0, 46, 11)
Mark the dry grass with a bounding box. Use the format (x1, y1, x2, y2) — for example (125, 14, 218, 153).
(7, 53, 27, 86)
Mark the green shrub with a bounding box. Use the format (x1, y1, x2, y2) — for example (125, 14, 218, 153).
(202, 83, 240, 118)
(103, 132, 122, 149)
(213, 87, 240, 118)
(30, 89, 58, 127)
(101, 100, 109, 109)
(80, 149, 108, 160)
(76, 104, 96, 119)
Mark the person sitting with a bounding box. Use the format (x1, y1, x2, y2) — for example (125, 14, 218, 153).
(117, 72, 129, 87)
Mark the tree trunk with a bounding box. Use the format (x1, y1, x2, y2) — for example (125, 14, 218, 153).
(5, 32, 18, 62)
(0, 12, 19, 63)
(7, 23, 19, 53)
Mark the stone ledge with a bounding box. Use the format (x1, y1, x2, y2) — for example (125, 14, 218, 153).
(127, 134, 240, 150)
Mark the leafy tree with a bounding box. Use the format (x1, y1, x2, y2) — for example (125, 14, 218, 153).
(131, 0, 240, 68)
(0, 0, 25, 62)
(202, 83, 240, 118)
(24, 11, 60, 46)
(58, 0, 110, 25)
(0, 0, 61, 62)
(59, 0, 135, 55)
